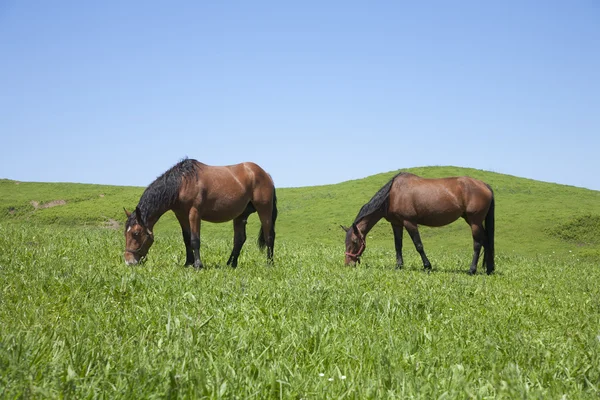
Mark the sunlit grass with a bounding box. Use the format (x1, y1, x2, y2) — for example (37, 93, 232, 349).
(1, 223, 599, 398)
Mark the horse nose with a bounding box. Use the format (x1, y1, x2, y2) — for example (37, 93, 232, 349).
(124, 253, 138, 266)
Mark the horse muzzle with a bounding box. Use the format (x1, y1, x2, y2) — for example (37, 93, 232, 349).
(124, 251, 146, 266)
(345, 255, 361, 266)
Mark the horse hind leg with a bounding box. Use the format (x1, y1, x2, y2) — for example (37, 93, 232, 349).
(255, 203, 275, 265)
(227, 203, 255, 268)
(468, 223, 487, 275)
(226, 216, 247, 268)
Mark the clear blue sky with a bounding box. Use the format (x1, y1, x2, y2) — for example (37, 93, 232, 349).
(1, 1, 599, 189)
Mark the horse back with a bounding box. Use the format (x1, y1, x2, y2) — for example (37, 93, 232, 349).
(388, 174, 492, 226)
(176, 161, 274, 221)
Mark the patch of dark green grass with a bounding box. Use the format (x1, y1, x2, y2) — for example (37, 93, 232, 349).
(546, 214, 600, 245)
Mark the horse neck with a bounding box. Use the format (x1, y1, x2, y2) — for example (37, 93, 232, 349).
(137, 194, 172, 231)
(141, 207, 168, 231)
(355, 212, 383, 236)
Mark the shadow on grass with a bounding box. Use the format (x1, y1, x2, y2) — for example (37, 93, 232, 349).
(433, 268, 504, 276)
(386, 264, 502, 276)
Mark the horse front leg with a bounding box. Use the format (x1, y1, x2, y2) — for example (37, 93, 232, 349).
(175, 211, 194, 266)
(405, 222, 432, 271)
(392, 224, 404, 269)
(189, 208, 203, 269)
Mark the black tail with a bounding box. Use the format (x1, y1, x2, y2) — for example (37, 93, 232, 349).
(258, 187, 278, 250)
(484, 184, 495, 274)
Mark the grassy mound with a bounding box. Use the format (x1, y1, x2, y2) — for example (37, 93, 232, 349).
(546, 214, 600, 245)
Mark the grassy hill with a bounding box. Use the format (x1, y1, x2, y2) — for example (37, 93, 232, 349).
(2, 166, 600, 262)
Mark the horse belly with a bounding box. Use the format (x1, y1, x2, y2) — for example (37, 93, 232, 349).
(414, 210, 463, 227)
(200, 196, 250, 223)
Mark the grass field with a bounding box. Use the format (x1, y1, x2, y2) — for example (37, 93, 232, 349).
(1, 167, 600, 398)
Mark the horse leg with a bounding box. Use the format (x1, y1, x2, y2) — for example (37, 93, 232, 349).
(189, 208, 203, 269)
(227, 204, 255, 268)
(392, 223, 404, 269)
(468, 223, 487, 275)
(226, 216, 247, 268)
(256, 205, 275, 265)
(175, 211, 194, 266)
(404, 222, 432, 270)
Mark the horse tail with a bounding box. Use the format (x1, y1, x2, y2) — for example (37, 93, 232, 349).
(484, 184, 495, 274)
(258, 187, 278, 250)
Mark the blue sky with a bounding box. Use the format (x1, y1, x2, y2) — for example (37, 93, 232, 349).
(1, 1, 599, 189)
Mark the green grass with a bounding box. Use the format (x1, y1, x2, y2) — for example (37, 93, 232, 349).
(1, 167, 600, 398)
(1, 224, 599, 398)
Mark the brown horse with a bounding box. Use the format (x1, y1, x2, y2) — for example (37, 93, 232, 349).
(124, 158, 277, 268)
(342, 172, 495, 274)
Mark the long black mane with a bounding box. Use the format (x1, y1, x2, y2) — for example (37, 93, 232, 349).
(353, 172, 403, 224)
(127, 158, 199, 227)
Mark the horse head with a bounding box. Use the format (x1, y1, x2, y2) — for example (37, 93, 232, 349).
(123, 207, 154, 265)
(341, 224, 365, 265)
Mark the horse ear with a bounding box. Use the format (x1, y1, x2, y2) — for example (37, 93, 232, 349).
(124, 207, 131, 217)
(352, 224, 360, 235)
(135, 207, 143, 226)
(340, 225, 350, 232)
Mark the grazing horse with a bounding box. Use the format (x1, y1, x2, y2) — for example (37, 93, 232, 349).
(342, 172, 495, 274)
(124, 158, 277, 268)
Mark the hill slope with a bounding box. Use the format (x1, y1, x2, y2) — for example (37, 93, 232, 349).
(2, 166, 600, 260)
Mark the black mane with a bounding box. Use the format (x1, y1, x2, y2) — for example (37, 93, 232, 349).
(127, 158, 199, 227)
(353, 172, 403, 224)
